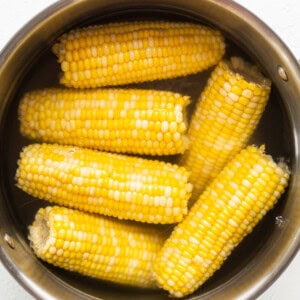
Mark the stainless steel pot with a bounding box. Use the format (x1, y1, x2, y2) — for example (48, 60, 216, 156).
(0, 1, 299, 299)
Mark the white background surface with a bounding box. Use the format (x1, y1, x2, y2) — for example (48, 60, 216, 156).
(0, 0, 299, 299)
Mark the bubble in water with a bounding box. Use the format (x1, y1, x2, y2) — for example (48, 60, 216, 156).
(275, 215, 286, 228)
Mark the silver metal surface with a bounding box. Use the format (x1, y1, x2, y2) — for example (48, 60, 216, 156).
(278, 66, 289, 81)
(4, 234, 15, 249)
(0, 0, 299, 299)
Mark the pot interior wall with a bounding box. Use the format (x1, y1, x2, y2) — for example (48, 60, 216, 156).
(0, 6, 292, 300)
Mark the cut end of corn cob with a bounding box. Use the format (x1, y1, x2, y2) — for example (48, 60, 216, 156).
(153, 145, 289, 298)
(179, 56, 271, 201)
(228, 56, 271, 87)
(52, 21, 225, 88)
(29, 205, 166, 288)
(18, 88, 190, 156)
(16, 143, 192, 224)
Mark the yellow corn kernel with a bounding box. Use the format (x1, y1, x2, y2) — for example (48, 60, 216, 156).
(18, 88, 189, 156)
(16, 143, 192, 224)
(179, 57, 271, 202)
(28, 205, 167, 288)
(52, 21, 225, 88)
(153, 145, 289, 298)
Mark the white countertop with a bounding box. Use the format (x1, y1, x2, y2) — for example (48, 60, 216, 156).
(0, 0, 299, 299)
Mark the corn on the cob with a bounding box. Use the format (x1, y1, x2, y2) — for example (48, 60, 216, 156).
(179, 57, 271, 201)
(52, 21, 225, 88)
(16, 143, 192, 224)
(19, 88, 189, 156)
(153, 145, 289, 298)
(28, 205, 167, 288)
